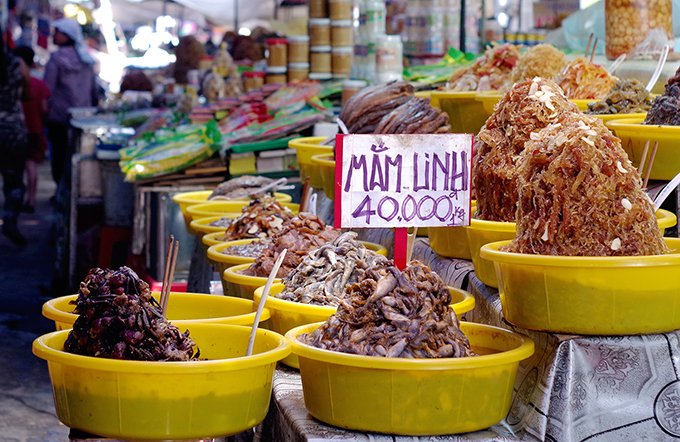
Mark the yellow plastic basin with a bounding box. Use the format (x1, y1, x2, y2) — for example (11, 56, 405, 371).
(465, 217, 516, 288)
(189, 214, 239, 236)
(42, 292, 270, 331)
(187, 201, 299, 223)
(287, 321, 533, 435)
(289, 136, 334, 189)
(428, 200, 477, 260)
(480, 237, 680, 335)
(173, 190, 292, 225)
(606, 116, 680, 180)
(311, 153, 336, 200)
(475, 92, 502, 116)
(254, 284, 474, 368)
(202, 231, 229, 248)
(223, 263, 281, 299)
(590, 112, 647, 123)
(430, 91, 488, 135)
(466, 209, 675, 288)
(33, 324, 290, 440)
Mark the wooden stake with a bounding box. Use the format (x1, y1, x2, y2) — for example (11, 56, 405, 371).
(247, 249, 287, 356)
(160, 235, 179, 318)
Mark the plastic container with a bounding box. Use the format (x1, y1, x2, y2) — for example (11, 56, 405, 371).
(254, 284, 474, 368)
(429, 227, 472, 260)
(189, 214, 239, 236)
(242, 70, 265, 92)
(311, 153, 336, 200)
(310, 46, 332, 73)
(430, 91, 487, 134)
(331, 46, 353, 78)
(187, 201, 299, 222)
(466, 218, 516, 288)
(287, 321, 534, 435)
(375, 34, 403, 83)
(288, 62, 310, 82)
(287, 35, 310, 63)
(309, 0, 328, 18)
(341, 79, 367, 105)
(309, 18, 331, 47)
(606, 116, 680, 180)
(591, 112, 647, 123)
(308, 72, 333, 81)
(361, 0, 387, 39)
(202, 231, 229, 248)
(172, 190, 292, 225)
(467, 209, 676, 288)
(265, 66, 288, 84)
(209, 239, 265, 296)
(289, 136, 334, 188)
(42, 292, 271, 331)
(329, 0, 353, 20)
(266, 38, 288, 67)
(605, 0, 673, 60)
(223, 263, 281, 300)
(331, 19, 353, 46)
(481, 237, 680, 335)
(33, 324, 290, 440)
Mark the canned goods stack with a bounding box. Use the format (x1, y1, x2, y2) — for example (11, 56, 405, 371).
(265, 38, 288, 83)
(352, 0, 402, 84)
(288, 35, 309, 82)
(403, 0, 447, 59)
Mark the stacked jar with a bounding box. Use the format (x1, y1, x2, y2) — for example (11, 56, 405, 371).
(288, 35, 310, 82)
(266, 38, 288, 84)
(330, 0, 354, 79)
(309, 17, 332, 81)
(354, 0, 387, 83)
(605, 0, 672, 59)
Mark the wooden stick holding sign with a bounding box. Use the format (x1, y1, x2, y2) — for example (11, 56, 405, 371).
(335, 134, 473, 269)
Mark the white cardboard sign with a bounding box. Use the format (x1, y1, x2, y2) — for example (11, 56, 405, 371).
(335, 134, 473, 229)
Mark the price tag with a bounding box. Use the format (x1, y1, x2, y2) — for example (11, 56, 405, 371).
(334, 134, 473, 229)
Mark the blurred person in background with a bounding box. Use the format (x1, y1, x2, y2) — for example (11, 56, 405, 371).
(15, 45, 50, 213)
(44, 18, 98, 191)
(0, 28, 30, 246)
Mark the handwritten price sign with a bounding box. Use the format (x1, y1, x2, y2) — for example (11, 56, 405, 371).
(334, 134, 473, 229)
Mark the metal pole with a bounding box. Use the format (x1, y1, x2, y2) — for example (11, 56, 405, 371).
(234, 0, 239, 31)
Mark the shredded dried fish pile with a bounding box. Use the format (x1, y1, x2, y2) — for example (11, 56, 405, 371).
(508, 44, 566, 86)
(374, 97, 450, 134)
(279, 232, 388, 306)
(303, 261, 473, 358)
(448, 44, 520, 92)
(588, 79, 653, 115)
(208, 175, 274, 200)
(475, 78, 579, 221)
(645, 67, 680, 125)
(556, 57, 617, 100)
(245, 213, 340, 278)
(65, 267, 199, 361)
(505, 114, 667, 256)
(339, 81, 414, 134)
(222, 197, 295, 241)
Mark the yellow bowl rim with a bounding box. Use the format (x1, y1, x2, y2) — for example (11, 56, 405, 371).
(223, 263, 280, 284)
(480, 237, 680, 267)
(187, 201, 299, 218)
(467, 216, 516, 232)
(201, 231, 230, 247)
(255, 284, 474, 317)
(658, 208, 678, 229)
(286, 321, 534, 370)
(289, 136, 335, 150)
(310, 153, 335, 166)
(33, 323, 291, 373)
(604, 116, 680, 131)
(189, 215, 239, 234)
(430, 90, 481, 99)
(589, 112, 647, 121)
(173, 190, 292, 205)
(208, 239, 260, 265)
(42, 292, 271, 327)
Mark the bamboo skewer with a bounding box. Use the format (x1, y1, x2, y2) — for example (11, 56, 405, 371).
(160, 235, 180, 318)
(643, 141, 659, 189)
(247, 249, 287, 357)
(585, 34, 594, 58)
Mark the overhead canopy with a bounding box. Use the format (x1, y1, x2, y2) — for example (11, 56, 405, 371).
(110, 0, 277, 28)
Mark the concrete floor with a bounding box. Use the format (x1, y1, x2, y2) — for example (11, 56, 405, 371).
(0, 164, 71, 441)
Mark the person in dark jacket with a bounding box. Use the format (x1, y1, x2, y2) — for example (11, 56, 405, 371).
(0, 28, 30, 245)
(44, 18, 98, 188)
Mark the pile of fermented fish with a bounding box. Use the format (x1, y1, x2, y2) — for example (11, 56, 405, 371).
(645, 66, 680, 125)
(340, 81, 414, 134)
(245, 213, 340, 278)
(279, 232, 388, 306)
(222, 197, 295, 241)
(374, 97, 450, 134)
(208, 175, 274, 200)
(65, 267, 198, 361)
(303, 261, 473, 358)
(588, 79, 653, 115)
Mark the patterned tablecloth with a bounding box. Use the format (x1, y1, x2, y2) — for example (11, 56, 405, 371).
(261, 232, 680, 442)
